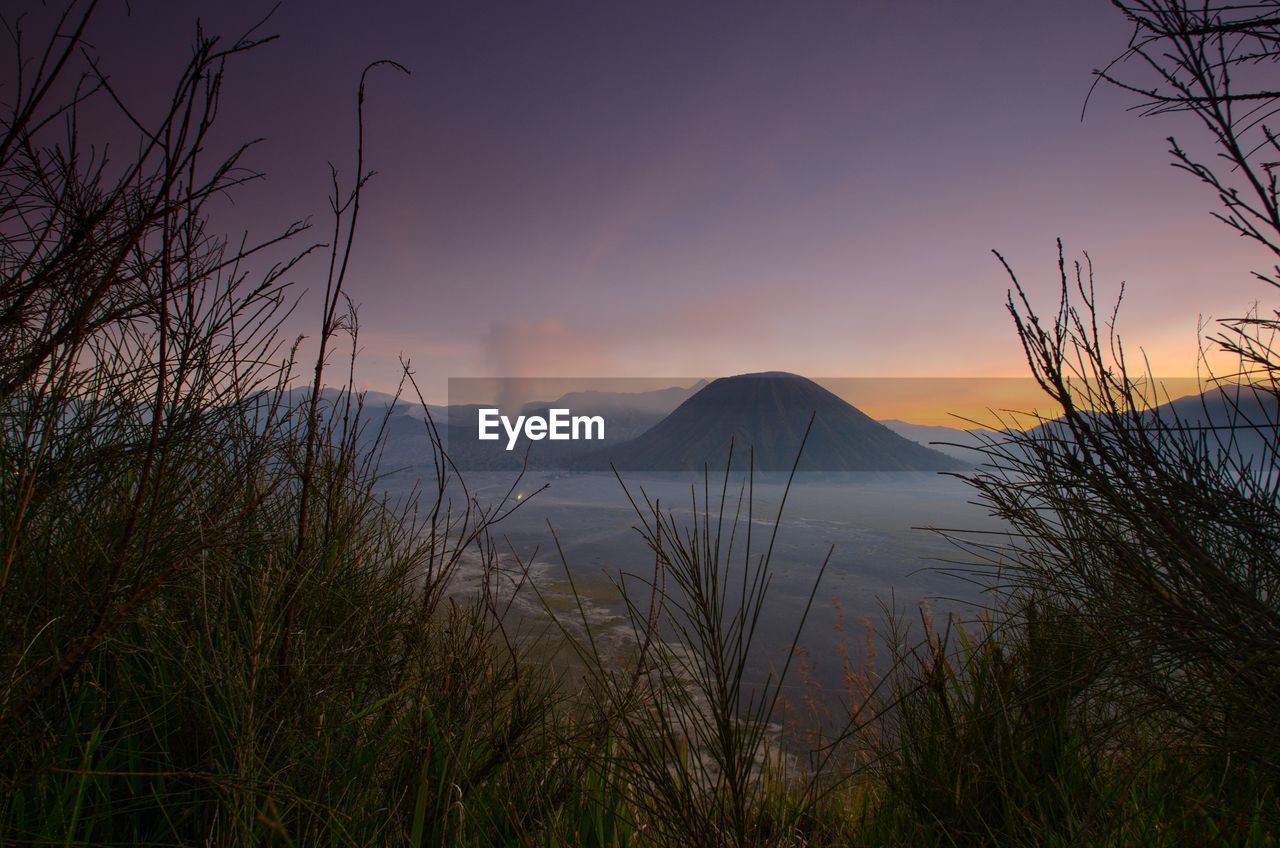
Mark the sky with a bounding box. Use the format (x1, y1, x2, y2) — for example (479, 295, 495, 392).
(18, 0, 1279, 411)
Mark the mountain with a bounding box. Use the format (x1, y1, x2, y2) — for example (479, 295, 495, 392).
(598, 372, 968, 472)
(524, 381, 708, 417)
(1023, 384, 1278, 469)
(435, 384, 706, 473)
(1158, 385, 1276, 461)
(878, 420, 994, 462)
(519, 381, 708, 442)
(277, 386, 448, 422)
(436, 404, 529, 471)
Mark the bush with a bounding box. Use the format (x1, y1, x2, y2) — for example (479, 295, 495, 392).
(0, 8, 576, 844)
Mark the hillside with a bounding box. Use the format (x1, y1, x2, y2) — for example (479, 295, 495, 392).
(599, 372, 967, 472)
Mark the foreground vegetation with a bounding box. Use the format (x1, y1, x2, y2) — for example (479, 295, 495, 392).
(2, 1, 1279, 844)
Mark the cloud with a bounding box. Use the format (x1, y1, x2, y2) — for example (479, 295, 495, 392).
(483, 317, 614, 377)
(477, 284, 807, 388)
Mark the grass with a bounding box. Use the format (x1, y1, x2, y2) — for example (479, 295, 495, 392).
(10, 352, 1273, 845)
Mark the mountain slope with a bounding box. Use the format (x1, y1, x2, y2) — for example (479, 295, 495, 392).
(600, 372, 967, 472)
(519, 381, 708, 442)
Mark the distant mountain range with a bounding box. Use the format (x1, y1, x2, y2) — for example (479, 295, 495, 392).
(286, 376, 978, 472)
(424, 381, 709, 471)
(519, 381, 709, 442)
(1019, 384, 1279, 468)
(283, 377, 1277, 475)
(1154, 385, 1277, 464)
(880, 383, 1280, 468)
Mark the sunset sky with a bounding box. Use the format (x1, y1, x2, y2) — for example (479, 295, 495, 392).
(63, 1, 1277, 412)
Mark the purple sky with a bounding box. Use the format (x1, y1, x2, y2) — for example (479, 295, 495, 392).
(37, 1, 1278, 406)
